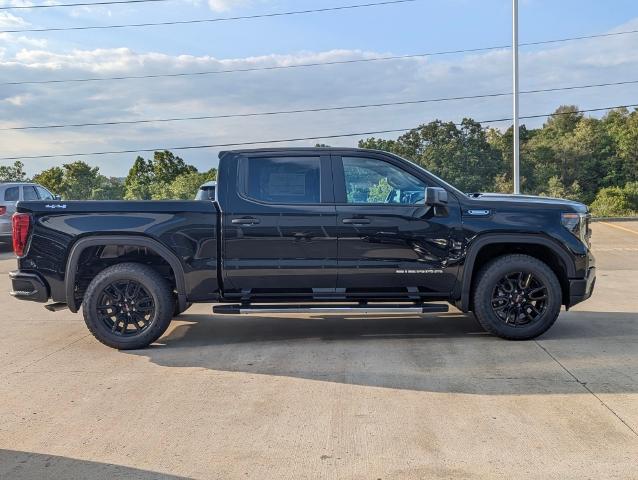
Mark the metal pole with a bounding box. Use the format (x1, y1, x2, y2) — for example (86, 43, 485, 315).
(512, 0, 520, 194)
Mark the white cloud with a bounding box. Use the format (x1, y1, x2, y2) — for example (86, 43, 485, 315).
(207, 0, 251, 12)
(0, 11, 29, 28)
(2, 18, 638, 177)
(0, 32, 47, 48)
(0, 1, 35, 7)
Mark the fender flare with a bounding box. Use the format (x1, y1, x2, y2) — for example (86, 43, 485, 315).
(65, 235, 187, 313)
(457, 233, 575, 312)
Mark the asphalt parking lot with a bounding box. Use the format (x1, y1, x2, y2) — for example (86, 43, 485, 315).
(0, 222, 637, 479)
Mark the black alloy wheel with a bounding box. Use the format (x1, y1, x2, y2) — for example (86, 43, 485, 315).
(472, 254, 562, 340)
(83, 263, 174, 350)
(97, 280, 156, 336)
(490, 271, 548, 327)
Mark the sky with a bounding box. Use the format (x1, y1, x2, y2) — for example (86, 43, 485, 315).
(1, 0, 638, 177)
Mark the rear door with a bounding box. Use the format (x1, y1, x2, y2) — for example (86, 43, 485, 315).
(222, 152, 337, 297)
(333, 153, 462, 299)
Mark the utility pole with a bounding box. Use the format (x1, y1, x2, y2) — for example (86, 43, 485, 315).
(512, 0, 520, 194)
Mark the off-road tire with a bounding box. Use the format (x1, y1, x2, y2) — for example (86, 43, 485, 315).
(472, 254, 562, 340)
(83, 263, 174, 350)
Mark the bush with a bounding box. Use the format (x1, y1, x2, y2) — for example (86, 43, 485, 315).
(590, 182, 638, 217)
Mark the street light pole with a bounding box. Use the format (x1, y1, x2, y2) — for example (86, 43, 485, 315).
(512, 0, 520, 194)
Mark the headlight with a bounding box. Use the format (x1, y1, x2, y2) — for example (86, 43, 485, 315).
(561, 212, 590, 246)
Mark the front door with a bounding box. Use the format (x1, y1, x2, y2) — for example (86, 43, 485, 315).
(333, 154, 461, 299)
(222, 153, 337, 298)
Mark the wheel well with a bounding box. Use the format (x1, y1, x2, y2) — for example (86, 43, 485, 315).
(71, 244, 177, 310)
(468, 243, 570, 309)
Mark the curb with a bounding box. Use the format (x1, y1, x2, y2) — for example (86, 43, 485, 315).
(590, 216, 638, 222)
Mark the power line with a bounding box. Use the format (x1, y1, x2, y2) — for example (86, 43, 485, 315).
(0, 0, 172, 10)
(4, 79, 638, 132)
(0, 0, 419, 33)
(2, 103, 635, 161)
(4, 28, 638, 87)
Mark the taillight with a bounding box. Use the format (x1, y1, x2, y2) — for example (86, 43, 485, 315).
(12, 213, 31, 257)
(0, 206, 6, 216)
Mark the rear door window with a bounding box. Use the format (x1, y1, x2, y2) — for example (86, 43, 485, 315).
(243, 156, 321, 204)
(23, 186, 39, 201)
(36, 186, 54, 200)
(4, 187, 19, 201)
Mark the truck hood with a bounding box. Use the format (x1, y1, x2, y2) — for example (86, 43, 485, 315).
(466, 193, 588, 213)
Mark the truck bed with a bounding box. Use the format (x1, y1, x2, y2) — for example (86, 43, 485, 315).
(16, 200, 220, 309)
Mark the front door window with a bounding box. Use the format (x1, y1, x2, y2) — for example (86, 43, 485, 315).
(342, 156, 427, 205)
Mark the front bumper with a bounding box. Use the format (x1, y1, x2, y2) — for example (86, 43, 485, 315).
(568, 266, 596, 308)
(9, 270, 50, 303)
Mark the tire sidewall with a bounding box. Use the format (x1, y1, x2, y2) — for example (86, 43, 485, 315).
(474, 256, 562, 340)
(83, 265, 172, 349)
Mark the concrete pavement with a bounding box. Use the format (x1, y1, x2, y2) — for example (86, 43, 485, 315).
(0, 223, 637, 479)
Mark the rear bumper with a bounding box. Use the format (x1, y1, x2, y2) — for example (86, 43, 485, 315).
(9, 270, 50, 303)
(568, 266, 596, 308)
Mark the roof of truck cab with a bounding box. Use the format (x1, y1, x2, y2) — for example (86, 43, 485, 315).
(218, 147, 386, 158)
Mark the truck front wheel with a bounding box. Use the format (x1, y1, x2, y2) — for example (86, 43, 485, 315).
(472, 254, 562, 340)
(82, 263, 174, 350)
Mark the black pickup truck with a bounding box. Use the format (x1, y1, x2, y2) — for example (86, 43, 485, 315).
(9, 148, 595, 349)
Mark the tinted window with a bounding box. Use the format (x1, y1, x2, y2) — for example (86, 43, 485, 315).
(23, 186, 39, 200)
(4, 187, 19, 201)
(36, 186, 54, 200)
(343, 157, 427, 205)
(244, 156, 321, 204)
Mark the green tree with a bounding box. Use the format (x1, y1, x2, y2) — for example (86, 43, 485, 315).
(163, 169, 217, 200)
(124, 156, 154, 200)
(360, 118, 502, 192)
(367, 177, 393, 202)
(59, 162, 102, 200)
(91, 177, 125, 200)
(590, 182, 638, 217)
(32, 162, 121, 200)
(124, 151, 198, 200)
(32, 167, 64, 195)
(0, 161, 28, 182)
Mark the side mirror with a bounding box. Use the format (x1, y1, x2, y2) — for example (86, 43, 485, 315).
(53, 195, 62, 201)
(424, 187, 448, 206)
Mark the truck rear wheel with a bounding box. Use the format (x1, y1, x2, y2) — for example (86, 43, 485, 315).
(472, 254, 562, 340)
(82, 263, 174, 350)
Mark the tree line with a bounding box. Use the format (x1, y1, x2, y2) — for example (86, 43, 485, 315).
(1, 105, 637, 215)
(0, 151, 217, 201)
(359, 105, 638, 216)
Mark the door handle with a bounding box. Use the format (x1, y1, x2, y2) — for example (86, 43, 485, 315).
(342, 218, 371, 225)
(232, 217, 260, 225)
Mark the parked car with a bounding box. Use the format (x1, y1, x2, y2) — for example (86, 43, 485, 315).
(0, 182, 57, 243)
(9, 148, 595, 349)
(195, 181, 216, 200)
